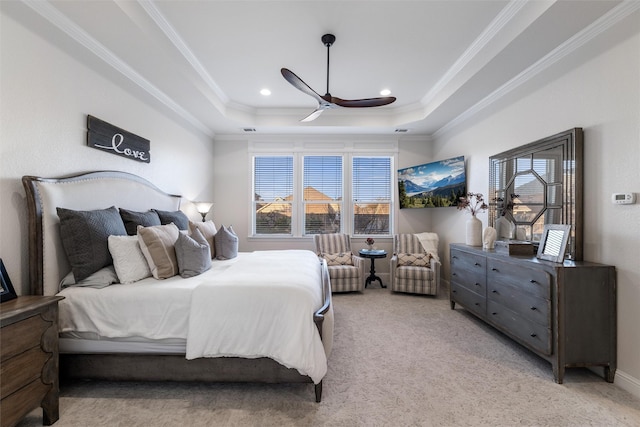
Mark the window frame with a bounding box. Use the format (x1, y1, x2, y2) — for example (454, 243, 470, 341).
(249, 140, 397, 239)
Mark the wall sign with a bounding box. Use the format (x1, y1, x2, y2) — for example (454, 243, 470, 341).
(87, 115, 150, 163)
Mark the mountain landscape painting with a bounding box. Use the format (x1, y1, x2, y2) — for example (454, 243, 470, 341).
(398, 156, 467, 209)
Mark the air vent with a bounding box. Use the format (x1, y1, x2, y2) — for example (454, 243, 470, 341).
(395, 129, 409, 133)
(243, 128, 256, 132)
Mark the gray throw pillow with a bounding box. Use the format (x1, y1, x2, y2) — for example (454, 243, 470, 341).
(119, 208, 161, 235)
(57, 206, 127, 281)
(153, 209, 189, 230)
(214, 225, 238, 260)
(175, 228, 212, 278)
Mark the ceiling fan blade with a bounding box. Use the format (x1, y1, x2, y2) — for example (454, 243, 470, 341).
(300, 108, 326, 122)
(331, 96, 397, 108)
(281, 68, 326, 104)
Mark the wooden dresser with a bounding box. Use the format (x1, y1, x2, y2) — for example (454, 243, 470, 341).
(449, 244, 616, 384)
(1, 296, 64, 427)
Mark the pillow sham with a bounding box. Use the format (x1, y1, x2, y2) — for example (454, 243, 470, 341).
(137, 223, 180, 279)
(57, 206, 127, 281)
(188, 220, 217, 258)
(175, 228, 212, 278)
(153, 209, 189, 230)
(214, 225, 238, 260)
(108, 235, 152, 284)
(397, 252, 432, 267)
(323, 252, 353, 266)
(119, 208, 161, 235)
(60, 265, 119, 290)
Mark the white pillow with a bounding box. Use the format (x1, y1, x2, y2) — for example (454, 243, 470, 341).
(108, 235, 152, 284)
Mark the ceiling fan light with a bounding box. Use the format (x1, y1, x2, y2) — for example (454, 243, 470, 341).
(260, 88, 271, 96)
(380, 89, 391, 96)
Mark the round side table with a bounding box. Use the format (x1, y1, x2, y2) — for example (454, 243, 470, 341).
(358, 249, 387, 288)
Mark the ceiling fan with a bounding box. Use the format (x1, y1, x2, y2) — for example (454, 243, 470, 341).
(281, 34, 396, 122)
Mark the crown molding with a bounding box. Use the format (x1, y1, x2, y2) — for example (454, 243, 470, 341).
(434, 0, 640, 139)
(22, 0, 214, 137)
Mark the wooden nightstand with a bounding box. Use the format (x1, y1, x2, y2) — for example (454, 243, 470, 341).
(1, 296, 64, 427)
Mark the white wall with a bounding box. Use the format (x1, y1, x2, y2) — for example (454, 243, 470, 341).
(431, 23, 640, 397)
(0, 10, 215, 295)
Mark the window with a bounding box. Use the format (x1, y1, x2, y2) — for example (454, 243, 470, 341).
(253, 156, 293, 235)
(303, 156, 343, 234)
(251, 142, 396, 237)
(352, 157, 391, 235)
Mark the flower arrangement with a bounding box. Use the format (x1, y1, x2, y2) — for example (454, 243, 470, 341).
(457, 192, 488, 216)
(365, 237, 375, 246)
(494, 193, 520, 216)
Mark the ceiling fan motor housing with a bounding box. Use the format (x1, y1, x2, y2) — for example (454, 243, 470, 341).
(321, 34, 335, 47)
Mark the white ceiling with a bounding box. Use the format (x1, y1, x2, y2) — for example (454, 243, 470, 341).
(4, 0, 636, 137)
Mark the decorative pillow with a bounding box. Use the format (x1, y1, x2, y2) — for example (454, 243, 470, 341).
(323, 252, 353, 266)
(188, 220, 217, 258)
(119, 208, 161, 235)
(175, 228, 212, 278)
(108, 235, 152, 284)
(57, 206, 127, 281)
(59, 265, 119, 290)
(137, 223, 180, 279)
(397, 252, 432, 267)
(214, 225, 238, 260)
(152, 209, 189, 230)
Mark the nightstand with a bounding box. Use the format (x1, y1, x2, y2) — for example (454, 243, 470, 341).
(1, 296, 64, 427)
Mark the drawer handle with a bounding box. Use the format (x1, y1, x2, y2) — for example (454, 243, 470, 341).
(475, 262, 481, 266)
(474, 302, 480, 306)
(491, 268, 498, 271)
(491, 312, 497, 315)
(530, 306, 537, 311)
(452, 273, 457, 276)
(475, 282, 480, 286)
(529, 279, 538, 284)
(452, 290, 457, 294)
(452, 256, 458, 259)
(491, 289, 498, 294)
(530, 333, 537, 338)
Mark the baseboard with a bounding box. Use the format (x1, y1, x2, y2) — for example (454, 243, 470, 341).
(614, 369, 640, 399)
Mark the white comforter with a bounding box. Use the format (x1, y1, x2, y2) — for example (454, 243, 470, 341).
(57, 250, 329, 383)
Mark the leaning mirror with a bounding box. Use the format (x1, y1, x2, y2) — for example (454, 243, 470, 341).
(489, 128, 583, 260)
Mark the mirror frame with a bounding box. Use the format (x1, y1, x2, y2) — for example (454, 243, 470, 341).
(489, 128, 583, 260)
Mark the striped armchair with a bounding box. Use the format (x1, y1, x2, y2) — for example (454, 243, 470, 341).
(314, 233, 366, 293)
(390, 233, 441, 296)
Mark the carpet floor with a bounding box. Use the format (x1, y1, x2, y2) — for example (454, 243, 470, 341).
(16, 286, 640, 426)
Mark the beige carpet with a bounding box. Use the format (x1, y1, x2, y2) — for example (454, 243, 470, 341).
(17, 287, 640, 426)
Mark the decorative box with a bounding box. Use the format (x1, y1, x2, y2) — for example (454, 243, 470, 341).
(494, 240, 534, 256)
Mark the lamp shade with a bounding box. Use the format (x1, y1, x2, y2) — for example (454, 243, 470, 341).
(193, 202, 213, 222)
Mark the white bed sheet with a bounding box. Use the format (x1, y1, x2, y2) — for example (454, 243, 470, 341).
(57, 250, 329, 383)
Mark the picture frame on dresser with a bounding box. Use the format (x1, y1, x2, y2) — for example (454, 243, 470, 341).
(537, 224, 571, 263)
(0, 258, 17, 302)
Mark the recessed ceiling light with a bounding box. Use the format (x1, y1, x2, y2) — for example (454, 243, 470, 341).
(380, 89, 391, 96)
(260, 88, 271, 96)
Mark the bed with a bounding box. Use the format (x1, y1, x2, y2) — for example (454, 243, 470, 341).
(22, 171, 333, 402)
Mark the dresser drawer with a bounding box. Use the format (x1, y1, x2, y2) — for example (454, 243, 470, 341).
(487, 258, 551, 300)
(450, 249, 486, 294)
(451, 282, 485, 318)
(1, 314, 49, 362)
(487, 300, 552, 355)
(0, 379, 50, 427)
(1, 346, 50, 399)
(487, 281, 550, 328)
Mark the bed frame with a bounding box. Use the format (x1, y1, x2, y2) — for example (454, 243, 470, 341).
(23, 171, 332, 402)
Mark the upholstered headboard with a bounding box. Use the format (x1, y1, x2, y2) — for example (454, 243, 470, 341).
(23, 171, 182, 296)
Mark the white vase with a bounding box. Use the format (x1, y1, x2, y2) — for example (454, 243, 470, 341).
(466, 216, 482, 246)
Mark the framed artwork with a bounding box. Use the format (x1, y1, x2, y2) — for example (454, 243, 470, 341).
(536, 224, 571, 263)
(1, 258, 17, 302)
(398, 155, 466, 209)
